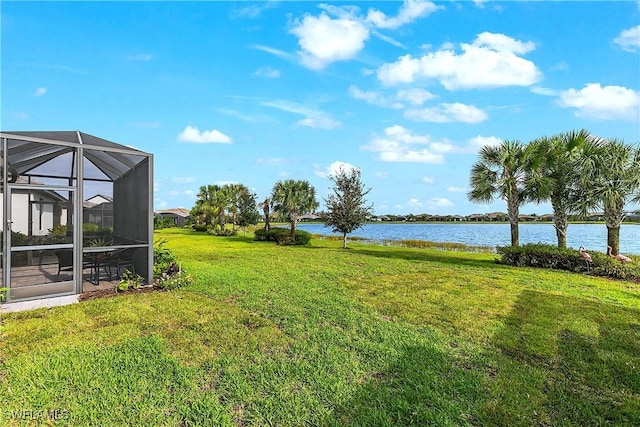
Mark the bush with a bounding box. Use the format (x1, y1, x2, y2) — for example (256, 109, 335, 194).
(154, 262, 193, 290)
(254, 228, 312, 245)
(497, 243, 640, 281)
(192, 225, 208, 232)
(153, 238, 177, 279)
(207, 228, 237, 237)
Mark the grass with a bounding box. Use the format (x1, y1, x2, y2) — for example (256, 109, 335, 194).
(1, 228, 639, 426)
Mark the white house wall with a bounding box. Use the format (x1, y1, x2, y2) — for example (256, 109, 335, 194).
(0, 190, 67, 236)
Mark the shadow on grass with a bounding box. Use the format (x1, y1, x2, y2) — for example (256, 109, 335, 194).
(329, 344, 485, 426)
(487, 289, 640, 425)
(349, 247, 498, 270)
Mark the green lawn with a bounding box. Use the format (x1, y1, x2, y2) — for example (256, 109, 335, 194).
(1, 228, 639, 426)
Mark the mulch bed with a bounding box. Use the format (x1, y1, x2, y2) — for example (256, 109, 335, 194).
(79, 284, 157, 301)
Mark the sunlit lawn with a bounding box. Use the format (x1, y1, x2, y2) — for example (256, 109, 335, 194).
(1, 227, 639, 426)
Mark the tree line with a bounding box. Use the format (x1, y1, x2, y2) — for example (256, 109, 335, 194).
(468, 130, 640, 254)
(190, 167, 372, 248)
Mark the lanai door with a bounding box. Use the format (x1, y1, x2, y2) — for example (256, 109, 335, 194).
(5, 184, 76, 301)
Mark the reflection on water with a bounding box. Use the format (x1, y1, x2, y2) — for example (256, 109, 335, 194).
(297, 222, 640, 254)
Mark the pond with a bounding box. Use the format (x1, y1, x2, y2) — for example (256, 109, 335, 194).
(296, 222, 640, 254)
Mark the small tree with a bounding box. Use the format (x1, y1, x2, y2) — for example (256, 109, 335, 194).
(323, 167, 373, 249)
(237, 189, 260, 236)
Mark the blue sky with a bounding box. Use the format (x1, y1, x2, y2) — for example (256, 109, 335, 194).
(2, 1, 639, 215)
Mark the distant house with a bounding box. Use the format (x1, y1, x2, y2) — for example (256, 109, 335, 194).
(156, 208, 191, 227)
(540, 214, 554, 222)
(298, 213, 321, 222)
(587, 212, 605, 221)
(83, 194, 114, 229)
(3, 177, 70, 236)
(467, 213, 486, 222)
(518, 214, 537, 222)
(487, 212, 507, 221)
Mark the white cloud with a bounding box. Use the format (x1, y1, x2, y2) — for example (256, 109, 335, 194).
(422, 176, 435, 184)
(183, 190, 196, 198)
(316, 161, 358, 178)
(530, 86, 558, 96)
(168, 190, 180, 196)
(375, 171, 389, 179)
(290, 12, 369, 70)
(177, 125, 232, 143)
(396, 88, 436, 105)
(233, 1, 277, 19)
(361, 125, 445, 163)
(428, 197, 454, 208)
(126, 53, 153, 61)
(348, 85, 403, 109)
(614, 25, 640, 52)
(377, 32, 541, 89)
(172, 176, 196, 184)
(251, 44, 294, 60)
(447, 186, 467, 193)
(557, 83, 639, 121)
(468, 135, 502, 150)
(254, 66, 281, 78)
(366, 0, 440, 29)
(262, 99, 341, 129)
(296, 117, 341, 129)
(407, 197, 423, 208)
(289, 1, 439, 70)
(405, 103, 488, 123)
(34, 87, 47, 97)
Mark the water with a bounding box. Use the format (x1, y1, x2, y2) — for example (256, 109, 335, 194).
(296, 222, 640, 254)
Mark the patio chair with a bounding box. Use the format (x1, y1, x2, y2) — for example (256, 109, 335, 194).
(55, 249, 74, 280)
(103, 247, 137, 280)
(56, 249, 93, 281)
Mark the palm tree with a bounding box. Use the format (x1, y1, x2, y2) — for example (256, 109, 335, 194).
(579, 139, 640, 254)
(270, 179, 318, 238)
(192, 184, 218, 226)
(259, 197, 271, 231)
(225, 183, 249, 232)
(528, 130, 596, 248)
(468, 140, 533, 247)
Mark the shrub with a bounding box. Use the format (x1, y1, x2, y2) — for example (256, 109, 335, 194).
(497, 243, 640, 281)
(254, 228, 311, 245)
(116, 270, 144, 292)
(192, 225, 208, 232)
(207, 228, 237, 237)
(154, 263, 194, 290)
(153, 238, 177, 279)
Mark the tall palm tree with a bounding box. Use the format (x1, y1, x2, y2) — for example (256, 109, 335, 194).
(192, 184, 218, 226)
(528, 130, 596, 248)
(468, 140, 534, 247)
(212, 185, 231, 230)
(225, 183, 249, 232)
(271, 179, 318, 237)
(579, 139, 640, 254)
(259, 197, 271, 231)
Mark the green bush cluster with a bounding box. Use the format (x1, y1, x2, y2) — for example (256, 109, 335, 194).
(153, 239, 193, 290)
(497, 243, 640, 281)
(153, 239, 177, 279)
(207, 228, 237, 237)
(254, 228, 312, 245)
(192, 225, 208, 232)
(155, 265, 194, 290)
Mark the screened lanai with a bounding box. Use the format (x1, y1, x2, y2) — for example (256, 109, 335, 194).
(0, 131, 153, 305)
